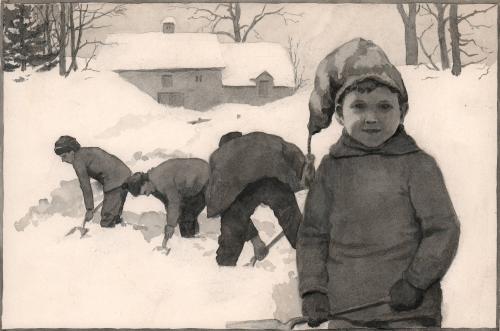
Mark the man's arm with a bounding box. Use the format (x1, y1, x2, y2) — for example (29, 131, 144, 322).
(73, 160, 94, 211)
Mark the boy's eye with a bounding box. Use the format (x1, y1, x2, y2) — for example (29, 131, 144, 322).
(351, 101, 367, 110)
(378, 103, 393, 111)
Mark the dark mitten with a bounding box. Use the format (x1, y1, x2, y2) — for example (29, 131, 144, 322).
(302, 291, 330, 327)
(389, 279, 424, 311)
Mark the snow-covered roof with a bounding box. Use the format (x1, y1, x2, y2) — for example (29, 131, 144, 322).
(162, 17, 176, 24)
(220, 43, 294, 87)
(94, 33, 294, 87)
(94, 33, 225, 71)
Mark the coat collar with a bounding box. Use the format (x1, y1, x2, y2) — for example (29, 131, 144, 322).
(330, 125, 420, 158)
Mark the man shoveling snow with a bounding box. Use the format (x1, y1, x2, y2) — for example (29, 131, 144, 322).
(206, 131, 312, 266)
(124, 158, 209, 252)
(54, 136, 131, 229)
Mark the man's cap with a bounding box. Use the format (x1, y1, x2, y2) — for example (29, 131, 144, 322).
(54, 135, 81, 155)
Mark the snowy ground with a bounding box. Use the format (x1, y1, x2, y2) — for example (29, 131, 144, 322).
(2, 63, 497, 328)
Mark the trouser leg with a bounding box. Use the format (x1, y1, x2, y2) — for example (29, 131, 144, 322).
(100, 188, 128, 228)
(259, 178, 302, 248)
(216, 200, 252, 266)
(179, 189, 206, 237)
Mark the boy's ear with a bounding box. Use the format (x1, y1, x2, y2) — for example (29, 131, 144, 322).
(335, 112, 344, 126)
(400, 103, 409, 122)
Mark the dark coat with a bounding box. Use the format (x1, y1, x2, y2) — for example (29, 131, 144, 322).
(147, 158, 209, 227)
(73, 147, 131, 210)
(206, 132, 306, 218)
(297, 127, 460, 324)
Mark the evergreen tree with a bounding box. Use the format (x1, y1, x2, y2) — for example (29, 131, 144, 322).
(3, 4, 45, 71)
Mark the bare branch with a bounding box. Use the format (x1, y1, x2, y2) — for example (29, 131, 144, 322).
(421, 4, 438, 19)
(242, 6, 302, 42)
(478, 65, 490, 80)
(462, 57, 487, 67)
(458, 5, 496, 23)
(82, 44, 99, 71)
(417, 23, 440, 70)
(459, 37, 490, 53)
(463, 17, 492, 29)
(460, 49, 479, 57)
(214, 30, 236, 41)
(397, 4, 409, 25)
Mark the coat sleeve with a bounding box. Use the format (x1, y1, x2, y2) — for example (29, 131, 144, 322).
(164, 185, 181, 228)
(404, 154, 460, 290)
(297, 158, 332, 297)
(73, 159, 94, 211)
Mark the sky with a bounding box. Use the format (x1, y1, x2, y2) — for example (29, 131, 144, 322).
(82, 3, 497, 78)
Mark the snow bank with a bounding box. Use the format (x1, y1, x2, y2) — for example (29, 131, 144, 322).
(3, 63, 497, 328)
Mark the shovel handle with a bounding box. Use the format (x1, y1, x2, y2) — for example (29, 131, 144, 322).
(82, 201, 104, 228)
(248, 231, 286, 266)
(290, 296, 391, 330)
(330, 296, 391, 317)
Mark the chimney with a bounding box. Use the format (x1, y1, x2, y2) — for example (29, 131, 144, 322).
(162, 17, 176, 33)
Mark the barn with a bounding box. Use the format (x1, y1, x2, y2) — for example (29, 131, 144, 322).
(94, 18, 295, 110)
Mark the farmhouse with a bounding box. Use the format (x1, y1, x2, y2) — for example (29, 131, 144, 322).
(94, 18, 295, 110)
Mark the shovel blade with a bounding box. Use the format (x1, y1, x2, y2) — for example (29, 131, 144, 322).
(227, 319, 287, 330)
(65, 227, 78, 236)
(226, 317, 307, 330)
(79, 228, 89, 238)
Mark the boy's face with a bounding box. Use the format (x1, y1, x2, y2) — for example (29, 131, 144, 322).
(337, 86, 405, 148)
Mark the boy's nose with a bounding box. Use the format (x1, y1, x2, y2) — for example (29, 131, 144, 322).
(364, 109, 378, 124)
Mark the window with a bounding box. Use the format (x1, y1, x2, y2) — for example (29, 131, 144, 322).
(258, 80, 271, 97)
(161, 74, 173, 87)
(195, 74, 203, 83)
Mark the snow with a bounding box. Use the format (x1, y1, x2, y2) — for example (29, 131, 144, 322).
(94, 33, 225, 71)
(220, 42, 295, 87)
(162, 16, 176, 24)
(2, 62, 497, 328)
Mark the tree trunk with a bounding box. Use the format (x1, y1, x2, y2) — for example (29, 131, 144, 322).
(406, 4, 418, 65)
(68, 3, 78, 72)
(232, 3, 242, 42)
(398, 4, 419, 65)
(436, 4, 449, 70)
(19, 5, 27, 71)
(44, 5, 51, 55)
(449, 4, 461, 76)
(58, 2, 66, 76)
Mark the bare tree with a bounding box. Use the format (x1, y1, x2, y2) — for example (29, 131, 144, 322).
(449, 4, 495, 76)
(397, 4, 419, 65)
(58, 3, 66, 76)
(422, 4, 450, 70)
(287, 36, 307, 91)
(173, 3, 302, 42)
(66, 4, 126, 75)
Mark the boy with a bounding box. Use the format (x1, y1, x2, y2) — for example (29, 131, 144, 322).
(206, 131, 305, 266)
(124, 158, 209, 249)
(54, 136, 131, 227)
(297, 38, 460, 328)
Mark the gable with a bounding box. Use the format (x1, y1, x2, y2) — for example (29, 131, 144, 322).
(220, 43, 294, 87)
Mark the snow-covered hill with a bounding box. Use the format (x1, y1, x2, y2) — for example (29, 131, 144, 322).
(2, 63, 497, 328)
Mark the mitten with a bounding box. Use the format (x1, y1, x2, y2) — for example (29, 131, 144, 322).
(389, 279, 424, 311)
(302, 291, 330, 327)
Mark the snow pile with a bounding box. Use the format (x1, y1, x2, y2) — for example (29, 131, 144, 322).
(3, 63, 497, 328)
